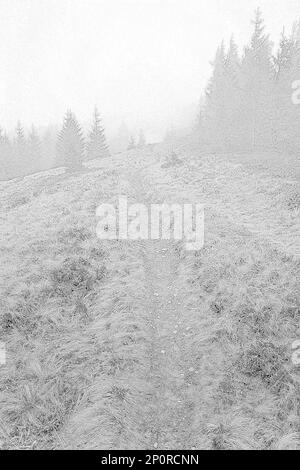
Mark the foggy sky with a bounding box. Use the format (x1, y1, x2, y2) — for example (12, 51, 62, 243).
(0, 0, 299, 138)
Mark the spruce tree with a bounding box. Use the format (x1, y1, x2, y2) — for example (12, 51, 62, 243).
(56, 110, 84, 170)
(28, 125, 42, 172)
(43, 124, 58, 169)
(14, 121, 28, 176)
(0, 128, 13, 180)
(137, 129, 146, 148)
(204, 42, 227, 149)
(240, 8, 274, 150)
(86, 107, 109, 161)
(15, 121, 26, 158)
(223, 36, 241, 150)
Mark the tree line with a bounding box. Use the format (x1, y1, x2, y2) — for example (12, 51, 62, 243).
(0, 106, 109, 180)
(199, 8, 300, 154)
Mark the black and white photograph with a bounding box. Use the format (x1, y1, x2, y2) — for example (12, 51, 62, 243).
(0, 0, 299, 453)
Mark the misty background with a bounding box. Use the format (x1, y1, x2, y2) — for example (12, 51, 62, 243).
(0, 0, 300, 180)
(1, 0, 300, 139)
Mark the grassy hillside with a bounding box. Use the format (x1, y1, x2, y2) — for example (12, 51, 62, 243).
(0, 147, 299, 449)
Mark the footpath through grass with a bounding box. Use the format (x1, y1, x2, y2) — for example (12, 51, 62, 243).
(0, 147, 299, 449)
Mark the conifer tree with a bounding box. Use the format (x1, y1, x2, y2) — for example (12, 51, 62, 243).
(15, 121, 26, 158)
(137, 129, 146, 148)
(42, 124, 58, 169)
(56, 110, 84, 170)
(204, 42, 227, 148)
(28, 125, 42, 171)
(13, 121, 28, 175)
(0, 128, 13, 179)
(240, 8, 274, 150)
(86, 107, 109, 161)
(222, 36, 241, 149)
(127, 135, 136, 150)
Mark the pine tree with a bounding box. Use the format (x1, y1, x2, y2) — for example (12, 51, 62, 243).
(0, 127, 7, 149)
(15, 121, 26, 158)
(137, 129, 146, 148)
(127, 135, 136, 150)
(13, 121, 28, 176)
(222, 36, 241, 149)
(274, 28, 294, 78)
(56, 110, 84, 170)
(0, 128, 13, 180)
(42, 124, 58, 170)
(204, 42, 227, 149)
(240, 8, 274, 150)
(28, 125, 42, 172)
(86, 107, 109, 161)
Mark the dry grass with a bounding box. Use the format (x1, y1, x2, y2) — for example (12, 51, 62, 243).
(0, 147, 299, 449)
(0, 166, 117, 448)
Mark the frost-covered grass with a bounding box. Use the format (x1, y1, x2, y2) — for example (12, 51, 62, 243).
(0, 146, 299, 449)
(138, 146, 300, 449)
(180, 227, 300, 449)
(0, 167, 118, 449)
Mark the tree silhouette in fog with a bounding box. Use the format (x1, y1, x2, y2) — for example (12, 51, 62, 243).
(0, 128, 13, 179)
(56, 110, 85, 170)
(15, 121, 26, 159)
(86, 107, 109, 161)
(201, 8, 300, 154)
(28, 125, 42, 172)
(137, 129, 146, 148)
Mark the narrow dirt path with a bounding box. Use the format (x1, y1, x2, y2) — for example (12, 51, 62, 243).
(120, 166, 198, 449)
(140, 240, 195, 449)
